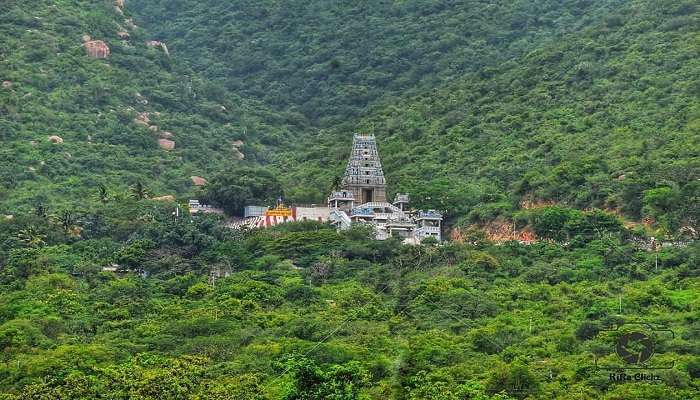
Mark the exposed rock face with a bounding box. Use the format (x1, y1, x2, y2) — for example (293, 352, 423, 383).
(84, 40, 110, 59)
(145, 41, 170, 57)
(117, 30, 130, 39)
(48, 135, 63, 144)
(159, 131, 174, 139)
(2, 81, 12, 89)
(115, 0, 124, 9)
(519, 197, 555, 210)
(149, 125, 159, 132)
(190, 176, 208, 186)
(158, 139, 175, 150)
(152, 195, 175, 201)
(231, 140, 245, 159)
(136, 112, 150, 123)
(134, 111, 150, 127)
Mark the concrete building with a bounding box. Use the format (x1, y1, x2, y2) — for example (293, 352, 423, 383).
(229, 133, 443, 243)
(326, 134, 443, 243)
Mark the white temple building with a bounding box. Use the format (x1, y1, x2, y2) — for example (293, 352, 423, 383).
(226, 134, 443, 243)
(327, 133, 443, 243)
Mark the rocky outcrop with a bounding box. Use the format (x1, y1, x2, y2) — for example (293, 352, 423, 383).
(231, 140, 245, 159)
(117, 30, 130, 39)
(152, 195, 175, 202)
(115, 0, 124, 9)
(159, 131, 174, 139)
(190, 176, 208, 186)
(519, 197, 555, 210)
(145, 41, 170, 57)
(149, 125, 159, 133)
(136, 111, 150, 123)
(83, 35, 110, 59)
(48, 135, 63, 144)
(2, 81, 12, 89)
(134, 111, 151, 127)
(158, 139, 175, 150)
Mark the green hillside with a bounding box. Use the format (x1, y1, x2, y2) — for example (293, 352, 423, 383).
(127, 0, 699, 234)
(129, 0, 629, 126)
(0, 0, 294, 212)
(1, 1, 699, 399)
(0, 212, 698, 399)
(276, 0, 700, 234)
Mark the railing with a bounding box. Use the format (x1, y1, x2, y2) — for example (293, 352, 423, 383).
(417, 210, 443, 219)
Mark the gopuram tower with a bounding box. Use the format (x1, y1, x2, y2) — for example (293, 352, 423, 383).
(341, 133, 387, 204)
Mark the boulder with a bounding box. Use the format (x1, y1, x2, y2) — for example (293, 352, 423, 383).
(84, 40, 110, 59)
(233, 148, 245, 160)
(48, 135, 63, 144)
(159, 131, 174, 139)
(136, 111, 150, 124)
(232, 139, 244, 147)
(158, 139, 175, 150)
(190, 176, 208, 186)
(115, 0, 124, 9)
(134, 118, 149, 127)
(2, 81, 12, 89)
(134, 112, 151, 127)
(117, 30, 130, 39)
(149, 125, 159, 132)
(152, 195, 175, 202)
(145, 40, 170, 57)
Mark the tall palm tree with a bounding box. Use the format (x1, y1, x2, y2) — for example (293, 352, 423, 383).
(130, 181, 149, 200)
(34, 204, 49, 218)
(17, 226, 46, 248)
(55, 210, 76, 233)
(96, 184, 109, 204)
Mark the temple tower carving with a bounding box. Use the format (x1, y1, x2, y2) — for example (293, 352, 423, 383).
(341, 133, 387, 204)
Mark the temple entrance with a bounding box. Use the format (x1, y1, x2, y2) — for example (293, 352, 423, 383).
(362, 188, 374, 203)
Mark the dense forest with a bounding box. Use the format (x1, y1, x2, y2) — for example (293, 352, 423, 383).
(0, 0, 298, 212)
(0, 201, 698, 399)
(1, 0, 699, 399)
(130, 0, 699, 234)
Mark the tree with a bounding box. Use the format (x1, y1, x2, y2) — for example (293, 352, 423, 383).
(486, 361, 540, 399)
(203, 167, 282, 216)
(130, 181, 150, 200)
(330, 175, 342, 192)
(16, 226, 46, 248)
(96, 184, 109, 204)
(283, 357, 370, 400)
